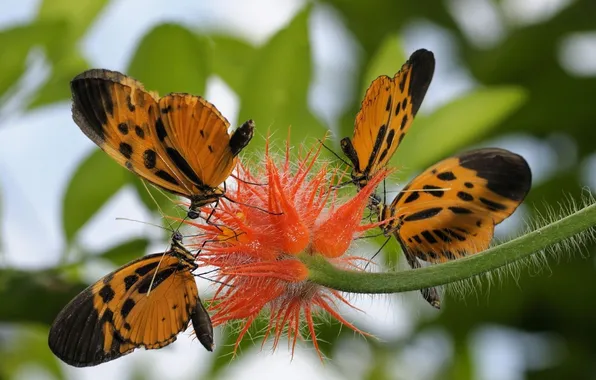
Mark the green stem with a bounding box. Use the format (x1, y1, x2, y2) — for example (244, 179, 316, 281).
(304, 202, 596, 294)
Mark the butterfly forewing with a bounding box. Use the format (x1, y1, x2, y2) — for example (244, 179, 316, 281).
(48, 242, 214, 367)
(71, 69, 254, 217)
(381, 148, 532, 263)
(341, 49, 435, 187)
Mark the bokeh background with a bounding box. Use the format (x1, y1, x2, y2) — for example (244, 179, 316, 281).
(1, 0, 596, 379)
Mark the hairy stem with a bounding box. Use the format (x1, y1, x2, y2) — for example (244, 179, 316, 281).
(304, 202, 596, 293)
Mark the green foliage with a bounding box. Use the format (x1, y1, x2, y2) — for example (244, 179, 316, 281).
(2, 0, 596, 378)
(98, 237, 150, 266)
(128, 24, 209, 95)
(62, 149, 127, 242)
(237, 6, 326, 151)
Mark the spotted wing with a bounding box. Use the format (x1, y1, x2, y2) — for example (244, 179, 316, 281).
(48, 252, 204, 367)
(157, 94, 254, 189)
(71, 69, 203, 198)
(381, 148, 532, 263)
(341, 49, 435, 186)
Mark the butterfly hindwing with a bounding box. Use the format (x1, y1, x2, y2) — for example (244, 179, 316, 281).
(71, 69, 254, 217)
(48, 240, 214, 367)
(341, 49, 435, 188)
(381, 148, 532, 263)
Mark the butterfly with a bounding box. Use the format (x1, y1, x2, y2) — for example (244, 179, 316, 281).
(341, 49, 435, 196)
(48, 234, 214, 367)
(379, 148, 532, 308)
(71, 69, 254, 219)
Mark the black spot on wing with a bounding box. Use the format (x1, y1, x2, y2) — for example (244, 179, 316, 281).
(166, 147, 204, 186)
(443, 228, 466, 241)
(437, 171, 456, 181)
(135, 125, 144, 138)
(400, 114, 408, 130)
(156, 170, 179, 186)
(119, 143, 132, 159)
(404, 191, 420, 203)
(433, 229, 451, 242)
(458, 148, 532, 201)
(117, 123, 128, 135)
(99, 285, 115, 303)
(385, 95, 392, 111)
(155, 118, 167, 141)
(126, 95, 135, 112)
(403, 207, 442, 221)
(423, 185, 444, 197)
(120, 299, 136, 318)
(143, 149, 156, 169)
(479, 197, 508, 211)
(406, 49, 435, 116)
(365, 123, 388, 173)
(449, 206, 472, 214)
(137, 267, 177, 294)
(421, 230, 437, 244)
(124, 275, 139, 291)
(457, 191, 474, 201)
(135, 262, 159, 276)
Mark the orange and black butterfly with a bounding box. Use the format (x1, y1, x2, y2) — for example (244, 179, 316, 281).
(341, 49, 435, 195)
(48, 234, 213, 367)
(379, 148, 532, 308)
(71, 69, 254, 219)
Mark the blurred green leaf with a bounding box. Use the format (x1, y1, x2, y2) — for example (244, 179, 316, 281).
(361, 34, 406, 96)
(393, 86, 528, 179)
(0, 326, 63, 379)
(208, 319, 264, 376)
(128, 24, 209, 96)
(0, 268, 86, 325)
(37, 0, 108, 46)
(0, 22, 66, 100)
(29, 51, 88, 108)
(99, 238, 149, 266)
(238, 6, 326, 151)
(129, 174, 181, 217)
(63, 149, 127, 242)
(209, 35, 258, 95)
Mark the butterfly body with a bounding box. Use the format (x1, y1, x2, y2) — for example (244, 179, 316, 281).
(48, 237, 214, 367)
(71, 69, 254, 219)
(341, 49, 435, 192)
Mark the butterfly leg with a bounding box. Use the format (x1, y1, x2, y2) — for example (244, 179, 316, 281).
(399, 242, 441, 309)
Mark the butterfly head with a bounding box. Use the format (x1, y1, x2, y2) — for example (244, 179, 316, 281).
(229, 119, 255, 156)
(188, 189, 225, 219)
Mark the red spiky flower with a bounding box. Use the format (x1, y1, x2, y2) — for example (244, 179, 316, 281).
(184, 137, 387, 358)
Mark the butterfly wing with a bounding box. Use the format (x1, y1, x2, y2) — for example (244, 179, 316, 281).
(48, 249, 211, 367)
(341, 49, 435, 187)
(71, 69, 202, 199)
(381, 148, 532, 263)
(157, 94, 254, 190)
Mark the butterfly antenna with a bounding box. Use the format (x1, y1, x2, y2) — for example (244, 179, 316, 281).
(355, 231, 386, 240)
(364, 237, 391, 271)
(147, 248, 170, 296)
(223, 195, 282, 216)
(318, 138, 351, 167)
(115, 217, 174, 233)
(231, 174, 267, 187)
(141, 180, 184, 231)
(193, 272, 234, 288)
